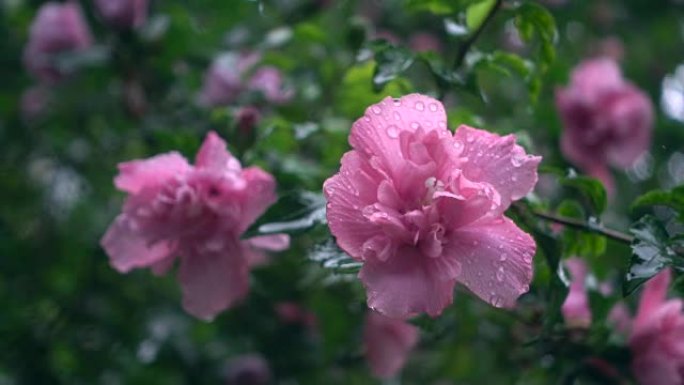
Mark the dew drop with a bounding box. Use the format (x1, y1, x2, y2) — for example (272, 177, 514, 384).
(415, 102, 425, 111)
(521, 284, 530, 293)
(438, 121, 447, 129)
(393, 99, 402, 106)
(511, 154, 524, 167)
(496, 266, 505, 282)
(466, 134, 475, 143)
(386, 125, 399, 138)
(429, 103, 438, 112)
(489, 293, 503, 308)
(477, 271, 483, 278)
(511, 175, 518, 182)
(372, 106, 382, 114)
(364, 116, 371, 122)
(393, 112, 401, 121)
(453, 141, 464, 155)
(410, 122, 420, 129)
(499, 253, 507, 262)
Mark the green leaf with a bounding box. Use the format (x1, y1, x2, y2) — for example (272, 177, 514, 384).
(466, 0, 496, 31)
(560, 176, 608, 215)
(371, 42, 416, 92)
(308, 239, 361, 275)
(336, 61, 413, 118)
(557, 200, 607, 258)
(632, 185, 684, 217)
(404, 0, 485, 15)
(513, 2, 558, 102)
(624, 215, 684, 295)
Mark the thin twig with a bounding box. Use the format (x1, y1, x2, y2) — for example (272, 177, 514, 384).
(453, 0, 505, 71)
(530, 209, 634, 245)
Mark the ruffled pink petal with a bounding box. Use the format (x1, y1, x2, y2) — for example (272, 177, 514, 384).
(115, 152, 190, 194)
(561, 258, 592, 328)
(453, 125, 541, 210)
(237, 167, 277, 232)
(195, 131, 241, 172)
(449, 216, 535, 309)
(178, 246, 249, 321)
(324, 151, 386, 259)
(364, 310, 419, 379)
(100, 214, 176, 273)
(243, 234, 290, 267)
(359, 245, 456, 319)
(348, 94, 449, 168)
(247, 234, 290, 251)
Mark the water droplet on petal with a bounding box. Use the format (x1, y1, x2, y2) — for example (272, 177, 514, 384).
(429, 103, 438, 112)
(466, 134, 475, 143)
(364, 116, 371, 122)
(415, 102, 425, 111)
(521, 284, 530, 293)
(496, 266, 505, 282)
(393, 112, 401, 121)
(410, 122, 420, 129)
(386, 125, 399, 138)
(511, 154, 525, 167)
(511, 175, 518, 182)
(393, 99, 401, 106)
(372, 106, 382, 114)
(489, 293, 503, 308)
(499, 253, 507, 262)
(477, 271, 483, 278)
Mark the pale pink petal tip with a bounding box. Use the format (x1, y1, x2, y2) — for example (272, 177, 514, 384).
(561, 258, 592, 328)
(364, 311, 419, 379)
(324, 93, 540, 318)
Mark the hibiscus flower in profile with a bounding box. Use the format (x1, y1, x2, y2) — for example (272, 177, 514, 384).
(324, 94, 541, 319)
(101, 131, 289, 320)
(23, 2, 93, 83)
(615, 269, 684, 385)
(556, 58, 653, 192)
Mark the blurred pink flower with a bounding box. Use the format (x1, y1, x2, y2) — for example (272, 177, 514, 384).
(324, 94, 541, 319)
(275, 302, 318, 329)
(561, 258, 592, 328)
(23, 2, 93, 83)
(556, 58, 653, 192)
(20, 86, 51, 122)
(364, 310, 418, 379)
(94, 0, 148, 29)
(408, 32, 442, 53)
(629, 269, 684, 385)
(101, 131, 289, 320)
(248, 67, 294, 104)
(224, 354, 271, 385)
(199, 52, 291, 107)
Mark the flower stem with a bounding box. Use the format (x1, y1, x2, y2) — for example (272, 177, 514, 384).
(453, 0, 504, 71)
(529, 209, 634, 245)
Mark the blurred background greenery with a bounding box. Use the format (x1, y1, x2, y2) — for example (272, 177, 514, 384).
(1, 0, 684, 384)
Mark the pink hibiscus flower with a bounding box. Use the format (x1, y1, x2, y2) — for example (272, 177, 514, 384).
(628, 269, 684, 385)
(100, 131, 289, 320)
(23, 2, 93, 83)
(561, 258, 592, 328)
(323, 94, 541, 319)
(556, 58, 653, 192)
(198, 52, 292, 107)
(364, 310, 419, 379)
(94, 0, 149, 30)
